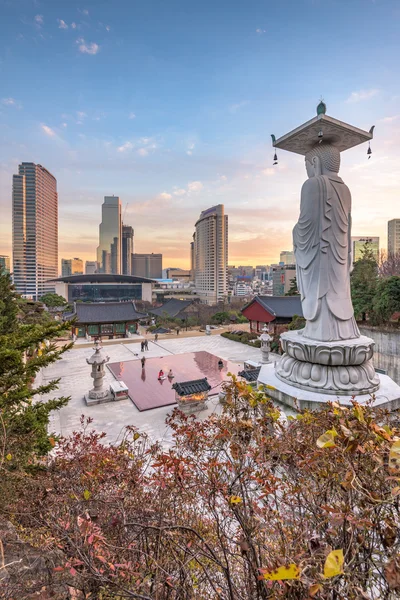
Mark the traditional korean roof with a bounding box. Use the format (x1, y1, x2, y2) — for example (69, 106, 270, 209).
(172, 378, 212, 396)
(238, 367, 261, 382)
(244, 296, 303, 319)
(152, 326, 171, 334)
(74, 301, 147, 324)
(149, 298, 193, 319)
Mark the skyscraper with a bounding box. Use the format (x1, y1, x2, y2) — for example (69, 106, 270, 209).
(12, 162, 58, 299)
(388, 219, 400, 256)
(131, 253, 162, 278)
(190, 235, 195, 280)
(194, 204, 228, 305)
(0, 255, 11, 274)
(61, 257, 84, 277)
(96, 196, 122, 274)
(85, 261, 98, 274)
(122, 225, 134, 275)
(280, 250, 296, 265)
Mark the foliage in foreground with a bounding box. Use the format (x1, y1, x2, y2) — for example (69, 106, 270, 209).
(0, 270, 73, 474)
(3, 379, 400, 599)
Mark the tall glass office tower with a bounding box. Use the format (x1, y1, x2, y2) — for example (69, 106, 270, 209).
(12, 162, 58, 300)
(97, 196, 122, 274)
(194, 204, 228, 305)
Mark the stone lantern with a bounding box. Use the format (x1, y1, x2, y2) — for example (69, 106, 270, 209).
(259, 324, 272, 364)
(85, 340, 112, 404)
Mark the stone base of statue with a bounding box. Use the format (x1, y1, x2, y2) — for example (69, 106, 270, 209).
(258, 362, 400, 412)
(84, 388, 113, 406)
(275, 330, 380, 395)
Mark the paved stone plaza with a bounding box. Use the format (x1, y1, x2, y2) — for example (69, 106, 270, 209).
(42, 335, 280, 446)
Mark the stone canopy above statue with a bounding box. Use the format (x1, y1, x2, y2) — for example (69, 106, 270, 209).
(272, 103, 374, 155)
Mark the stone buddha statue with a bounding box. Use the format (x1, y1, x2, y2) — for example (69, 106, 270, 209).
(293, 143, 360, 342)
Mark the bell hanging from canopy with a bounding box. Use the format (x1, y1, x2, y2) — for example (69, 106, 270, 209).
(367, 142, 372, 159)
(273, 151, 278, 166)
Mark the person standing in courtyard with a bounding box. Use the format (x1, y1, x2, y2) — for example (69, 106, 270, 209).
(141, 356, 146, 369)
(155, 333, 158, 342)
(176, 328, 180, 336)
(145, 339, 149, 351)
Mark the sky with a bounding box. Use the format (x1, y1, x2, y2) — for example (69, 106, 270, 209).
(1, 0, 400, 270)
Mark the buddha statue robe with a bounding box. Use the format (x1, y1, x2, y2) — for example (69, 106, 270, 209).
(293, 173, 360, 342)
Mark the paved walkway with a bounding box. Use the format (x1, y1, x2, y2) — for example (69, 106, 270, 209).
(41, 334, 280, 447)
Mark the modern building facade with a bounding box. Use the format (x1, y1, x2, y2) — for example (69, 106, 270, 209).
(194, 204, 228, 305)
(388, 220, 400, 256)
(122, 225, 134, 275)
(49, 274, 153, 304)
(61, 257, 83, 277)
(12, 162, 58, 299)
(85, 261, 98, 274)
(0, 255, 11, 274)
(280, 250, 295, 265)
(272, 265, 296, 296)
(96, 196, 122, 274)
(131, 253, 162, 278)
(351, 236, 380, 262)
(190, 235, 195, 280)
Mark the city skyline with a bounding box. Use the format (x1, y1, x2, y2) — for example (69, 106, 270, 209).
(1, 0, 400, 269)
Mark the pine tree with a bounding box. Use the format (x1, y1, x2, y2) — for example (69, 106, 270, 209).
(0, 270, 73, 471)
(285, 275, 299, 296)
(350, 243, 378, 321)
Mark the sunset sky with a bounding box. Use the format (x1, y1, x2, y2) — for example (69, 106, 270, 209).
(1, 0, 400, 271)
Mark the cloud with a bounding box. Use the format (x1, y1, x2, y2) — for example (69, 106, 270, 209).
(229, 101, 249, 114)
(346, 89, 379, 103)
(262, 168, 275, 176)
(76, 111, 87, 124)
(2, 97, 16, 106)
(71, 22, 77, 29)
(41, 124, 56, 137)
(77, 38, 100, 55)
(117, 141, 133, 152)
(128, 112, 136, 119)
(187, 142, 195, 156)
(82, 9, 89, 15)
(378, 115, 399, 123)
(220, 175, 227, 181)
(159, 192, 172, 200)
(58, 19, 68, 29)
(61, 122, 67, 128)
(105, 25, 110, 32)
(188, 181, 203, 193)
(256, 28, 266, 34)
(34, 15, 43, 27)
(173, 188, 186, 196)
(137, 148, 148, 157)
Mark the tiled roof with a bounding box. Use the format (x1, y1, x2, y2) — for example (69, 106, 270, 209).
(149, 298, 193, 318)
(238, 367, 261, 382)
(251, 296, 303, 318)
(74, 302, 147, 324)
(172, 378, 212, 396)
(153, 326, 171, 334)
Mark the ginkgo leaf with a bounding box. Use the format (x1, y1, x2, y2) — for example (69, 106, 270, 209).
(229, 495, 243, 504)
(83, 490, 91, 501)
(309, 583, 322, 596)
(317, 428, 338, 449)
(6, 453, 12, 461)
(323, 549, 344, 578)
(261, 564, 300, 581)
(389, 441, 400, 470)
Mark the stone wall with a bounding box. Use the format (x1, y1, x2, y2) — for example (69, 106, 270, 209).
(360, 327, 400, 384)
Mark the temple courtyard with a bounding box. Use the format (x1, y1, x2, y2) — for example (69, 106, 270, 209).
(42, 335, 282, 446)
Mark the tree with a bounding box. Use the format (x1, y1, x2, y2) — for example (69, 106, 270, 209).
(39, 292, 68, 308)
(379, 250, 400, 277)
(0, 271, 73, 475)
(5, 381, 400, 599)
(373, 276, 400, 323)
(285, 275, 299, 296)
(350, 243, 378, 321)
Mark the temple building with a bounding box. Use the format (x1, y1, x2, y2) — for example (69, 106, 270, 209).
(70, 301, 146, 339)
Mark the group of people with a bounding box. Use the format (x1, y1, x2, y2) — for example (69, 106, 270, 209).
(158, 369, 174, 381)
(140, 339, 149, 352)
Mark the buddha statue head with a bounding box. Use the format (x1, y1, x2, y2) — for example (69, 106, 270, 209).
(305, 143, 341, 178)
